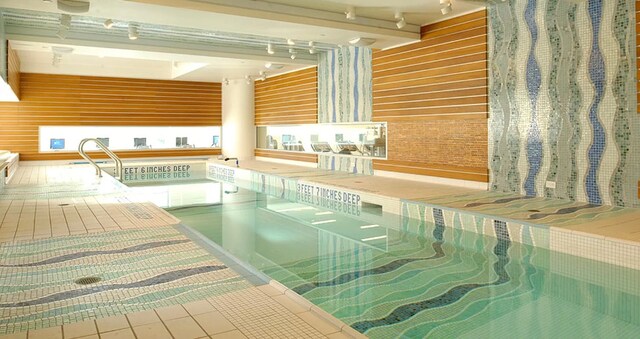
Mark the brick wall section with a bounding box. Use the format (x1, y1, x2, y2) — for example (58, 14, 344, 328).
(386, 119, 487, 169)
(372, 10, 489, 182)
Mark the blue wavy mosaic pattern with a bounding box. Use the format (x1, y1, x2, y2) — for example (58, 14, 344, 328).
(524, 0, 543, 196)
(317, 46, 374, 175)
(0, 228, 247, 334)
(488, 0, 640, 207)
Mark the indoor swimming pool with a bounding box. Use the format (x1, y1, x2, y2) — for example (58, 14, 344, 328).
(131, 178, 640, 338)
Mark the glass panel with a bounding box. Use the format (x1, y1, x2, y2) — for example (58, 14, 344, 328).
(39, 126, 221, 152)
(256, 122, 387, 159)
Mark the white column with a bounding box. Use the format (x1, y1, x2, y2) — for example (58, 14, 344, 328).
(222, 80, 255, 160)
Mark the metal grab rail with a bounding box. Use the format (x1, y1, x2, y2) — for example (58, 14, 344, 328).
(78, 138, 123, 181)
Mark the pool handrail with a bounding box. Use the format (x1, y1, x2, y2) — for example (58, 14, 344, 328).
(78, 138, 123, 181)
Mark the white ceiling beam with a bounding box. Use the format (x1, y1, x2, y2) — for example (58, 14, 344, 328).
(5, 25, 318, 65)
(126, 0, 421, 37)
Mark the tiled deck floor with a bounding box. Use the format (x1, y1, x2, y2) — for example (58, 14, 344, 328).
(0, 165, 362, 339)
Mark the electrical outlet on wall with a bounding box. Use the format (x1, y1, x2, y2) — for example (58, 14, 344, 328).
(545, 181, 556, 189)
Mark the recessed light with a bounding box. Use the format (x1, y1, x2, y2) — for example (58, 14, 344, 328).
(348, 37, 376, 46)
(103, 19, 114, 29)
(128, 23, 139, 40)
(345, 6, 356, 20)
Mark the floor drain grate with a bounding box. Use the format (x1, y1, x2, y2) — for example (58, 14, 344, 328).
(528, 209, 541, 213)
(75, 276, 102, 285)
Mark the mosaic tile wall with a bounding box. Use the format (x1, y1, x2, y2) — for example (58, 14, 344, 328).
(318, 46, 374, 175)
(488, 0, 640, 207)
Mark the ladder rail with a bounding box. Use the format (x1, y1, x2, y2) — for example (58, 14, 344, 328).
(78, 138, 123, 180)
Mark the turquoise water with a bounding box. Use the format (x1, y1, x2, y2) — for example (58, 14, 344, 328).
(158, 181, 640, 338)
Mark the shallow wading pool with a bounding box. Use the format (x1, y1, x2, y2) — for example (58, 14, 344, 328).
(129, 178, 640, 338)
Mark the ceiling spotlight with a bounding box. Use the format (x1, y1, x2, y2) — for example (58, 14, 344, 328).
(103, 19, 114, 29)
(42, 0, 53, 3)
(57, 0, 90, 13)
(265, 62, 284, 70)
(348, 37, 376, 47)
(395, 12, 406, 29)
(289, 48, 297, 60)
(128, 23, 139, 40)
(245, 75, 252, 85)
(258, 71, 267, 81)
(308, 41, 317, 54)
(441, 0, 453, 15)
(286, 38, 295, 45)
(223, 78, 229, 85)
(266, 42, 274, 55)
(345, 6, 356, 20)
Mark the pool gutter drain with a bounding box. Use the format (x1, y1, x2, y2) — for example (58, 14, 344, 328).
(75, 276, 102, 285)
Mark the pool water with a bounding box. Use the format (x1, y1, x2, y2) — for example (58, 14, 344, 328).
(147, 180, 640, 338)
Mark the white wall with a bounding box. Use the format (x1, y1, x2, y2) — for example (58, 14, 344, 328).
(222, 80, 255, 160)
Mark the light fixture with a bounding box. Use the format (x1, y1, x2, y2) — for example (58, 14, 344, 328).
(289, 48, 297, 60)
(258, 71, 267, 81)
(57, 0, 90, 13)
(395, 11, 406, 29)
(441, 0, 452, 15)
(345, 6, 356, 20)
(308, 41, 317, 54)
(103, 19, 114, 29)
(128, 23, 139, 40)
(266, 42, 274, 55)
(286, 38, 295, 45)
(348, 37, 376, 47)
(264, 62, 284, 70)
(245, 75, 252, 84)
(222, 78, 229, 85)
(42, 0, 53, 3)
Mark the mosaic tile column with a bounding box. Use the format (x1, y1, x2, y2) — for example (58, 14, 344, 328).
(488, 0, 640, 207)
(317, 47, 374, 175)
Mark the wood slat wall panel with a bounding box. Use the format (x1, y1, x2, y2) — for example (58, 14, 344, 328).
(0, 73, 222, 161)
(7, 42, 20, 99)
(255, 67, 318, 126)
(372, 10, 489, 183)
(254, 149, 318, 163)
(637, 0, 640, 197)
(255, 67, 318, 162)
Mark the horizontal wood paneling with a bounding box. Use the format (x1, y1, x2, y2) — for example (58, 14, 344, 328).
(255, 67, 318, 126)
(7, 42, 20, 99)
(372, 10, 489, 182)
(254, 149, 317, 163)
(0, 73, 221, 161)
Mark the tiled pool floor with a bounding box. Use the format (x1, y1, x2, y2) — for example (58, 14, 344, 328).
(0, 165, 361, 339)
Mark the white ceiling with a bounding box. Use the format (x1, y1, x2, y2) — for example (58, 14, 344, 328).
(10, 40, 307, 82)
(0, 0, 485, 82)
